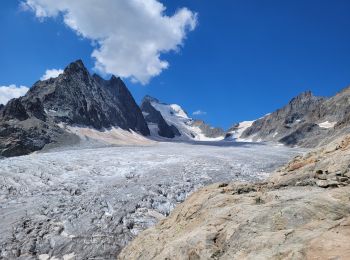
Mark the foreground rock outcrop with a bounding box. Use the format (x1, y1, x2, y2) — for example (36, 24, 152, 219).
(119, 135, 350, 260)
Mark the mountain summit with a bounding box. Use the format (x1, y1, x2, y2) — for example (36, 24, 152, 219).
(240, 87, 350, 147)
(0, 60, 149, 157)
(141, 96, 224, 140)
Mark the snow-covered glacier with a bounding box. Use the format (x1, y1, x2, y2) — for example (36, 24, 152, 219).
(0, 142, 304, 259)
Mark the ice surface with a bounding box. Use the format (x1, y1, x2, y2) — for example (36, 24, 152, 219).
(0, 142, 304, 259)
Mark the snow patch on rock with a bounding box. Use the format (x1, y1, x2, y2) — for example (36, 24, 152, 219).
(226, 121, 255, 141)
(318, 121, 337, 129)
(151, 102, 223, 141)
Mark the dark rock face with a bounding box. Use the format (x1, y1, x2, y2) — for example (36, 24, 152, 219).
(1, 98, 29, 121)
(278, 123, 324, 146)
(242, 91, 324, 140)
(141, 96, 180, 138)
(0, 119, 68, 157)
(1, 97, 47, 122)
(192, 120, 224, 138)
(241, 88, 350, 147)
(0, 60, 150, 157)
(141, 96, 224, 140)
(224, 124, 239, 139)
(241, 91, 325, 146)
(24, 60, 149, 134)
(316, 86, 350, 122)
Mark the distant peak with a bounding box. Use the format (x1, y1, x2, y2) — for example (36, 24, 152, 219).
(109, 75, 125, 86)
(142, 95, 160, 104)
(299, 90, 313, 98)
(92, 73, 102, 79)
(289, 90, 323, 105)
(110, 75, 120, 81)
(64, 59, 88, 75)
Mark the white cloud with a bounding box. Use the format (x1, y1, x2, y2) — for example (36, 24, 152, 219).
(0, 85, 29, 105)
(22, 0, 197, 84)
(40, 69, 64, 80)
(193, 110, 207, 116)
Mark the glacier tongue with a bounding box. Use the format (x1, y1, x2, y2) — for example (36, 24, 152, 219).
(0, 142, 304, 259)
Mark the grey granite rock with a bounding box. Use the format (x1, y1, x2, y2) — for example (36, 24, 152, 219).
(241, 91, 325, 145)
(0, 60, 150, 157)
(192, 120, 225, 138)
(241, 88, 350, 147)
(24, 60, 149, 133)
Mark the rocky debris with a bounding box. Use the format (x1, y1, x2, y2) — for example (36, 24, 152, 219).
(119, 135, 350, 260)
(0, 60, 150, 157)
(141, 96, 180, 138)
(271, 135, 350, 188)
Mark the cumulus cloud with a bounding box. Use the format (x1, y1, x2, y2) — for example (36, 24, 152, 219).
(40, 69, 64, 80)
(0, 85, 29, 105)
(22, 0, 197, 84)
(193, 110, 207, 116)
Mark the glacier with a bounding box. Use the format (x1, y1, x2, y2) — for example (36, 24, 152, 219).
(0, 142, 304, 259)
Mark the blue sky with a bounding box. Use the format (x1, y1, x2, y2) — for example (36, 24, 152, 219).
(1, 0, 350, 129)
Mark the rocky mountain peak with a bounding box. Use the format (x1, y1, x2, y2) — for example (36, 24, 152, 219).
(0, 59, 150, 156)
(142, 95, 160, 104)
(109, 74, 120, 82)
(63, 59, 87, 74)
(60, 59, 91, 84)
(241, 90, 326, 145)
(141, 96, 180, 138)
(334, 85, 350, 96)
(289, 91, 321, 106)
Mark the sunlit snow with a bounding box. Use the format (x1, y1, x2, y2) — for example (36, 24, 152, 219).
(151, 101, 223, 141)
(318, 121, 337, 129)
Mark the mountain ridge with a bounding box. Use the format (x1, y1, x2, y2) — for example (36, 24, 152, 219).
(140, 95, 225, 140)
(2, 59, 350, 156)
(240, 88, 350, 147)
(0, 60, 150, 156)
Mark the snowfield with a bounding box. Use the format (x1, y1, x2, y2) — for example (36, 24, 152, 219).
(0, 142, 304, 259)
(318, 121, 337, 129)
